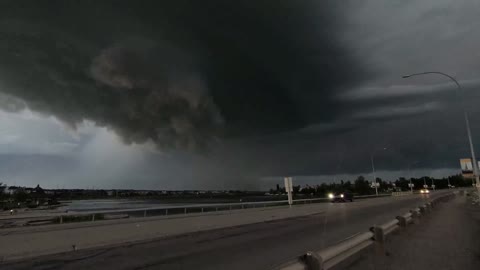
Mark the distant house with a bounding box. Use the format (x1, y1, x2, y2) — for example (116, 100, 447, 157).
(32, 184, 45, 195)
(5, 186, 20, 195)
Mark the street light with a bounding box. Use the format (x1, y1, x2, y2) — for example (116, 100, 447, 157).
(408, 178, 414, 193)
(402, 72, 480, 188)
(407, 162, 416, 193)
(371, 147, 387, 196)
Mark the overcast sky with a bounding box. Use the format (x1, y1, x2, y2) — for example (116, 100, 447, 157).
(0, 0, 479, 190)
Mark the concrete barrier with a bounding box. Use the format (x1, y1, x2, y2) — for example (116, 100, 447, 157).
(396, 212, 413, 227)
(410, 208, 421, 218)
(373, 219, 399, 242)
(306, 232, 374, 270)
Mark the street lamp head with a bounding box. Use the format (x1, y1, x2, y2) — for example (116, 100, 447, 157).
(402, 75, 411, 78)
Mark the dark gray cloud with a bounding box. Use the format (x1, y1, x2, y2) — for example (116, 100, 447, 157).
(1, 0, 480, 189)
(0, 0, 366, 151)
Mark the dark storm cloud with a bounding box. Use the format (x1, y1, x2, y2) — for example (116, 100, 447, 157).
(0, 0, 366, 151)
(3, 0, 480, 190)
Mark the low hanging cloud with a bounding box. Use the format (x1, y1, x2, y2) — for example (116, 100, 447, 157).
(339, 79, 480, 101)
(351, 101, 443, 120)
(89, 41, 224, 150)
(2, 1, 480, 189)
(0, 1, 365, 152)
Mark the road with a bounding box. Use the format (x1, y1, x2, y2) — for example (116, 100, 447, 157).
(0, 191, 449, 270)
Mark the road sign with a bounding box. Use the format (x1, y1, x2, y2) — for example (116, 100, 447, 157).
(423, 184, 428, 188)
(460, 158, 474, 178)
(408, 183, 414, 188)
(284, 177, 293, 205)
(284, 177, 293, 192)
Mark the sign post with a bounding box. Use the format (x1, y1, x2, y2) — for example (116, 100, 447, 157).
(284, 177, 293, 206)
(460, 158, 474, 179)
(408, 183, 414, 193)
(459, 158, 480, 187)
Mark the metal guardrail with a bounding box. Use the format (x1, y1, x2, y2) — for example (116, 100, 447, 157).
(2, 193, 393, 225)
(273, 192, 458, 270)
(3, 200, 291, 224)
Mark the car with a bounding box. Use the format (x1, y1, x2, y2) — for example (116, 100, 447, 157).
(328, 192, 354, 202)
(420, 189, 430, 194)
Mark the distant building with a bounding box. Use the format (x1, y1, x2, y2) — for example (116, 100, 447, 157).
(5, 186, 20, 195)
(44, 190, 56, 195)
(34, 184, 45, 194)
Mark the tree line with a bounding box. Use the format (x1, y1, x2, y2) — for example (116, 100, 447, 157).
(270, 174, 472, 196)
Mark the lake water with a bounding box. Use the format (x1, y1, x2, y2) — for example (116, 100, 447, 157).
(58, 199, 193, 212)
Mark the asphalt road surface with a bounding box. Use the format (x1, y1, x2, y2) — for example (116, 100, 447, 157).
(1, 191, 449, 270)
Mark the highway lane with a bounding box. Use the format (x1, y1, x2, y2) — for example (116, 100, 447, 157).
(1, 191, 450, 270)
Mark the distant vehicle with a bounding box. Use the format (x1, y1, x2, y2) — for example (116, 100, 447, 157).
(328, 192, 354, 202)
(420, 189, 430, 194)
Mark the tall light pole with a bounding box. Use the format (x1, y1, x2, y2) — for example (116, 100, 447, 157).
(370, 154, 378, 196)
(403, 72, 480, 188)
(371, 147, 387, 196)
(407, 163, 414, 193)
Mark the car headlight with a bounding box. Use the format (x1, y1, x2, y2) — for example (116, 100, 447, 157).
(328, 193, 334, 199)
(426, 190, 430, 193)
(420, 190, 424, 193)
(340, 194, 344, 198)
